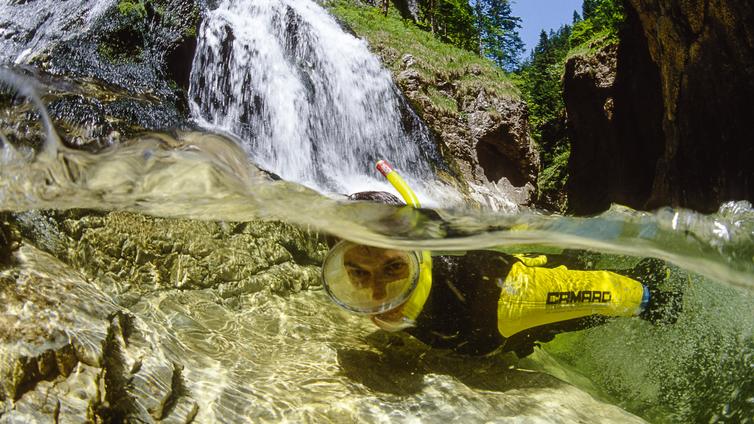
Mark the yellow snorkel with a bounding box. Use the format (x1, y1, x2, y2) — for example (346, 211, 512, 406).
(376, 160, 421, 207)
(375, 160, 432, 323)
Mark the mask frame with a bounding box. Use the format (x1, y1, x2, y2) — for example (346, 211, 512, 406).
(322, 240, 421, 315)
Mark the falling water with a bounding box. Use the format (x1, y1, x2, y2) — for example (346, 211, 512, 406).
(188, 0, 442, 195)
(0, 0, 115, 64)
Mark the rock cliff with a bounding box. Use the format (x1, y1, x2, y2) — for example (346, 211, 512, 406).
(628, 0, 754, 211)
(564, 0, 754, 214)
(394, 58, 539, 194)
(563, 6, 664, 215)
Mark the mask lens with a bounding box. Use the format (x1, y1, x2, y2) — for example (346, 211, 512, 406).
(322, 241, 420, 314)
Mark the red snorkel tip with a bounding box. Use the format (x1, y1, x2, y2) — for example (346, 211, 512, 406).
(376, 160, 393, 177)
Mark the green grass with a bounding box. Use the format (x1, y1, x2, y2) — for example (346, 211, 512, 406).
(565, 29, 618, 61)
(326, 1, 519, 103)
(426, 87, 458, 114)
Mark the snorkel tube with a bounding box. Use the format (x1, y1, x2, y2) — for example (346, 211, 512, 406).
(376, 160, 421, 207)
(374, 160, 432, 326)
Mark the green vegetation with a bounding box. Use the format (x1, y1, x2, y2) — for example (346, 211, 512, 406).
(117, 0, 148, 18)
(570, 0, 625, 46)
(416, 0, 480, 52)
(328, 0, 519, 105)
(473, 0, 525, 71)
(517, 0, 625, 211)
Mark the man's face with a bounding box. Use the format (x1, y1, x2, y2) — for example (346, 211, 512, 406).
(343, 245, 411, 301)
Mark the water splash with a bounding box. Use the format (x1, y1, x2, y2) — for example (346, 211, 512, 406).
(188, 0, 443, 196)
(0, 0, 115, 64)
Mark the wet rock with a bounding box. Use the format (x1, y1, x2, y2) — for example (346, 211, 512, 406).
(563, 7, 665, 215)
(0, 67, 188, 153)
(0, 0, 202, 152)
(38, 0, 201, 99)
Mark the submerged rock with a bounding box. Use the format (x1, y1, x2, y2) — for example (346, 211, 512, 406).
(0, 245, 198, 422)
(0, 240, 647, 423)
(12, 210, 328, 303)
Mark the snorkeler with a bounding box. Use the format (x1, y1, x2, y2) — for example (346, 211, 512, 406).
(322, 161, 683, 357)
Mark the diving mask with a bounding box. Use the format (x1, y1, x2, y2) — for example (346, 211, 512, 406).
(322, 241, 421, 315)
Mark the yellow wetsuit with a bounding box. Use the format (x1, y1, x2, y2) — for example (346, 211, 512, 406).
(405, 251, 649, 356)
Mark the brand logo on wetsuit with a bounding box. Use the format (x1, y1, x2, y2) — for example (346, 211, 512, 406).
(546, 291, 612, 305)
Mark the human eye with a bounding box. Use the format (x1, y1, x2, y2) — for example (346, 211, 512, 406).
(384, 261, 407, 276)
(346, 266, 370, 285)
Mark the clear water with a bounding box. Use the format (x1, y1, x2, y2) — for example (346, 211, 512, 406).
(1, 117, 753, 422)
(2, 120, 751, 290)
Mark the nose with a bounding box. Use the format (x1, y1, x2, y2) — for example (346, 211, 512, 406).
(371, 279, 387, 301)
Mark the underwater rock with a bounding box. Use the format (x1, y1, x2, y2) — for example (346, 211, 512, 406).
(12, 210, 328, 303)
(0, 244, 648, 423)
(0, 245, 198, 423)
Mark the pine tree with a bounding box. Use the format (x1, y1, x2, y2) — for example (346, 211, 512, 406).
(417, 0, 479, 52)
(473, 0, 525, 71)
(582, 0, 599, 20)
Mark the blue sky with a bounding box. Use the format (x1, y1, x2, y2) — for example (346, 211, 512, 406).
(510, 0, 583, 55)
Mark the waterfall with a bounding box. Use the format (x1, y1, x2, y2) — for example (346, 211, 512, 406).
(0, 0, 115, 64)
(188, 0, 443, 196)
